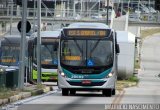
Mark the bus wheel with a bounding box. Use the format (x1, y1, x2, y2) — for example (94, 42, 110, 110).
(62, 89, 69, 96)
(70, 90, 76, 95)
(102, 89, 112, 97)
(112, 89, 116, 95)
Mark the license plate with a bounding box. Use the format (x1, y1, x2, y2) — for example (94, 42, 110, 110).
(82, 80, 91, 84)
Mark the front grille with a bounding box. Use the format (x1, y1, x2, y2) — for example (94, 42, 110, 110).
(67, 81, 106, 86)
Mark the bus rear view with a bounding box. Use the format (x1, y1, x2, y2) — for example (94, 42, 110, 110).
(58, 23, 119, 97)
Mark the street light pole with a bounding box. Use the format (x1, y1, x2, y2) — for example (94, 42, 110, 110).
(10, 0, 13, 35)
(106, 0, 109, 25)
(37, 0, 41, 84)
(18, 0, 27, 89)
(33, 0, 36, 32)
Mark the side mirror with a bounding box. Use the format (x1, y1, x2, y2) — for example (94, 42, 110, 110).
(116, 44, 120, 54)
(54, 42, 59, 51)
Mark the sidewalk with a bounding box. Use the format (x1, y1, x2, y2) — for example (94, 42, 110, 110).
(0, 84, 52, 106)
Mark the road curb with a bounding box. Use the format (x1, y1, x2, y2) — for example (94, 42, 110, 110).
(0, 86, 52, 106)
(0, 98, 8, 105)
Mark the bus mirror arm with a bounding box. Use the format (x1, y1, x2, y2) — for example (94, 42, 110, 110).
(116, 44, 120, 54)
(54, 42, 59, 51)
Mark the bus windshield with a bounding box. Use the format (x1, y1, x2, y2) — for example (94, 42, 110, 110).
(0, 45, 20, 66)
(60, 39, 113, 67)
(40, 44, 58, 66)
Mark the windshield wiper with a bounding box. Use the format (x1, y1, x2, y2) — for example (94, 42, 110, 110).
(74, 40, 83, 53)
(90, 39, 101, 56)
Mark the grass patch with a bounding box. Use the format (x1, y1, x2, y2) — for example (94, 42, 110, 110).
(0, 84, 46, 99)
(0, 83, 49, 101)
(134, 59, 140, 69)
(127, 75, 139, 82)
(141, 28, 160, 39)
(0, 87, 20, 99)
(36, 84, 45, 90)
(116, 75, 139, 91)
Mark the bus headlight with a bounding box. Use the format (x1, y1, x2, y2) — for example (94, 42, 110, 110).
(0, 67, 5, 73)
(107, 72, 113, 78)
(60, 71, 66, 77)
(58, 69, 67, 78)
(0, 68, 4, 72)
(61, 72, 65, 76)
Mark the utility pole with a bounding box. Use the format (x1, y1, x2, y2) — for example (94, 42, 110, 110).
(80, 0, 82, 17)
(128, 0, 130, 12)
(10, 0, 13, 35)
(67, 0, 69, 17)
(18, 0, 27, 89)
(106, 0, 109, 25)
(37, 0, 41, 84)
(33, 0, 36, 32)
(54, 0, 56, 18)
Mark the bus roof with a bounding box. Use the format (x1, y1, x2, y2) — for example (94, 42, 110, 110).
(0, 35, 21, 44)
(66, 22, 110, 29)
(0, 35, 29, 45)
(31, 30, 61, 38)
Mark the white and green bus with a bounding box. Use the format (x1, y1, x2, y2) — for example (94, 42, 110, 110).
(58, 23, 120, 96)
(27, 31, 60, 83)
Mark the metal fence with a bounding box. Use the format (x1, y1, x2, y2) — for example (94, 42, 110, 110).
(129, 12, 160, 22)
(0, 6, 160, 23)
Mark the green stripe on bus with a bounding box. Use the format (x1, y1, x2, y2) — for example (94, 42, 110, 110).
(32, 69, 57, 80)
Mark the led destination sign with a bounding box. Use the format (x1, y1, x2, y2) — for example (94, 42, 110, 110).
(66, 29, 108, 37)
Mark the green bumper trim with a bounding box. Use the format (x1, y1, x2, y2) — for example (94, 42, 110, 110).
(33, 70, 57, 80)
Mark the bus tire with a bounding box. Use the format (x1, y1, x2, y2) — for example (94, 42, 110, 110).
(102, 89, 112, 97)
(62, 89, 69, 96)
(112, 89, 116, 95)
(70, 90, 76, 95)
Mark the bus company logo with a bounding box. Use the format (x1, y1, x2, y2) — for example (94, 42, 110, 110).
(84, 75, 89, 78)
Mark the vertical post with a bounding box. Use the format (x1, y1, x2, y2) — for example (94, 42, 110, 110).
(121, 0, 123, 16)
(128, 0, 130, 12)
(149, 0, 151, 21)
(54, 0, 56, 17)
(10, 0, 13, 35)
(138, 0, 140, 13)
(67, 0, 69, 17)
(98, 0, 100, 14)
(73, 1, 75, 17)
(80, 0, 82, 17)
(61, 0, 62, 17)
(63, 2, 65, 17)
(33, 0, 36, 32)
(37, 0, 41, 84)
(106, 0, 109, 25)
(18, 0, 27, 89)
